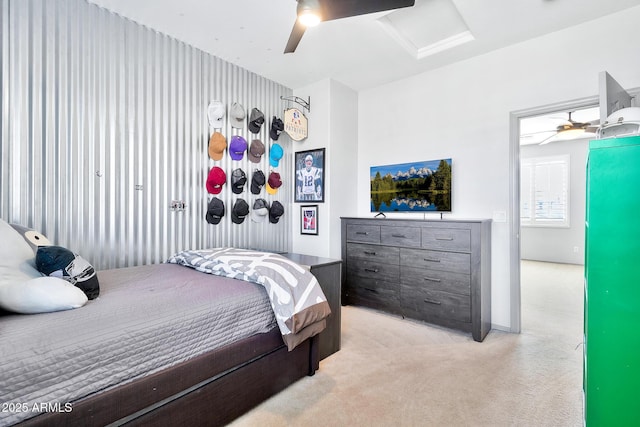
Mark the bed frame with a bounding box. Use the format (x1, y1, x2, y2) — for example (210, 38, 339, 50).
(18, 330, 319, 426)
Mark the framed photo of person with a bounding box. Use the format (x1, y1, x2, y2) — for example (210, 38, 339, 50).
(300, 205, 318, 235)
(295, 148, 325, 203)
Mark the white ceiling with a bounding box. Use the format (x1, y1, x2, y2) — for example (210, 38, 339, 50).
(87, 0, 640, 92)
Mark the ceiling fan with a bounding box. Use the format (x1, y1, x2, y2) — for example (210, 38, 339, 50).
(284, 0, 416, 53)
(519, 111, 599, 146)
(537, 112, 599, 145)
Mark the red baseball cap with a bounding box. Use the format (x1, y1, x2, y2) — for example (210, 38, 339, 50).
(206, 166, 227, 194)
(266, 171, 282, 195)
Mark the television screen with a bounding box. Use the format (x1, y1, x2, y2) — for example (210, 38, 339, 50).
(370, 158, 452, 212)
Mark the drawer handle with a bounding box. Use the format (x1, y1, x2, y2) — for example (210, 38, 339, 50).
(423, 258, 441, 263)
(364, 251, 377, 256)
(391, 234, 406, 238)
(364, 268, 379, 273)
(436, 237, 454, 241)
(356, 231, 369, 235)
(423, 277, 441, 282)
(423, 298, 442, 305)
(364, 287, 378, 293)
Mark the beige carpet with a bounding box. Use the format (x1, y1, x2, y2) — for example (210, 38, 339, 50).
(230, 261, 584, 427)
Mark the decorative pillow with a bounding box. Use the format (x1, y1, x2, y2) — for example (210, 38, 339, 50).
(0, 276, 88, 314)
(0, 218, 87, 314)
(36, 246, 100, 300)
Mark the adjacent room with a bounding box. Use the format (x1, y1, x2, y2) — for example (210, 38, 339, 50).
(2, 0, 640, 426)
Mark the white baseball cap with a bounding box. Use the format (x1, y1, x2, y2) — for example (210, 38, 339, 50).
(207, 100, 225, 129)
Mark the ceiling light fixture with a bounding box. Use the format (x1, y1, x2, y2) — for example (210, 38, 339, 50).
(297, 0, 322, 27)
(539, 111, 594, 145)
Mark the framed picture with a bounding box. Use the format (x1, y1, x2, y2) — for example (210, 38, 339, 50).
(295, 148, 325, 203)
(300, 205, 318, 235)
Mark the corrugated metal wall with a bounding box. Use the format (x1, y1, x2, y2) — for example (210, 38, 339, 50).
(0, 0, 292, 269)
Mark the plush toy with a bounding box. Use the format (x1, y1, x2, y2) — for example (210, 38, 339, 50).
(36, 246, 100, 300)
(0, 219, 88, 314)
(10, 223, 52, 251)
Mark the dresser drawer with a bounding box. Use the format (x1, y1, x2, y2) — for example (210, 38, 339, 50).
(401, 265, 470, 296)
(401, 248, 470, 274)
(345, 277, 401, 314)
(381, 226, 421, 247)
(346, 224, 380, 243)
(347, 259, 399, 282)
(347, 243, 399, 264)
(400, 286, 471, 325)
(422, 228, 471, 252)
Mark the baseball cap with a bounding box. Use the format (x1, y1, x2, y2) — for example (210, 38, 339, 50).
(206, 166, 226, 194)
(248, 139, 265, 163)
(251, 198, 270, 223)
(208, 132, 227, 161)
(266, 171, 282, 195)
(231, 168, 247, 194)
(248, 108, 265, 134)
(270, 116, 284, 140)
(231, 198, 250, 224)
(207, 100, 225, 129)
(205, 197, 225, 225)
(269, 201, 285, 224)
(230, 102, 246, 129)
(251, 170, 266, 194)
(269, 143, 284, 167)
(229, 135, 247, 161)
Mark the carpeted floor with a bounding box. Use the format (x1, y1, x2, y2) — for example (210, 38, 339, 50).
(229, 261, 584, 427)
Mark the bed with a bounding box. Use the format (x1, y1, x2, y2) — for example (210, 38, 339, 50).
(0, 226, 330, 427)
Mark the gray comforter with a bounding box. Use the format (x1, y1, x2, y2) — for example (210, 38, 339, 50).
(0, 263, 276, 425)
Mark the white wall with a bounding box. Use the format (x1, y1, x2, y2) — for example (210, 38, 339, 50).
(356, 6, 640, 330)
(291, 80, 358, 259)
(520, 138, 588, 265)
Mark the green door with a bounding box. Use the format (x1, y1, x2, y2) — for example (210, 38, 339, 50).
(585, 135, 640, 426)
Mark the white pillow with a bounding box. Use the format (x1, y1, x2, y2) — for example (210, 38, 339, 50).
(0, 218, 88, 314)
(0, 276, 88, 314)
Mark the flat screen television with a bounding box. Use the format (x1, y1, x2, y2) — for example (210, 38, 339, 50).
(370, 158, 452, 212)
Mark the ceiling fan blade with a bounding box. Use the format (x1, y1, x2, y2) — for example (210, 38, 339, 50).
(320, 0, 415, 21)
(284, 21, 307, 54)
(538, 134, 557, 145)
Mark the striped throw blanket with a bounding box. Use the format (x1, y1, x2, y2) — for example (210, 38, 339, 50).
(167, 247, 331, 350)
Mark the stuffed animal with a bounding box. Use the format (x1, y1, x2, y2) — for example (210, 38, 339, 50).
(0, 219, 88, 314)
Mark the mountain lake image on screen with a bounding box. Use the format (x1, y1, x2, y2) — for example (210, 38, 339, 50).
(370, 158, 452, 212)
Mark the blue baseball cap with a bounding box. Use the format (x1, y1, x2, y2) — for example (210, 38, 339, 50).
(269, 143, 284, 167)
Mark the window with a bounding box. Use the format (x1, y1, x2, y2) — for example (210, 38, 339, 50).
(521, 155, 570, 227)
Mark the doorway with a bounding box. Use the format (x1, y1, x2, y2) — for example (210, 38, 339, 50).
(508, 96, 598, 333)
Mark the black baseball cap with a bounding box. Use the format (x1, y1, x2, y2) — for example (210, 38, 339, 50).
(251, 170, 266, 194)
(269, 201, 284, 224)
(231, 198, 250, 224)
(248, 108, 265, 134)
(231, 168, 247, 194)
(206, 197, 225, 225)
(270, 116, 284, 140)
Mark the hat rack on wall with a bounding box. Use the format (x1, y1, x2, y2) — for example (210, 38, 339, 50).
(280, 95, 310, 113)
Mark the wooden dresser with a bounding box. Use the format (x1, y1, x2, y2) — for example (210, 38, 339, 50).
(341, 217, 491, 342)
